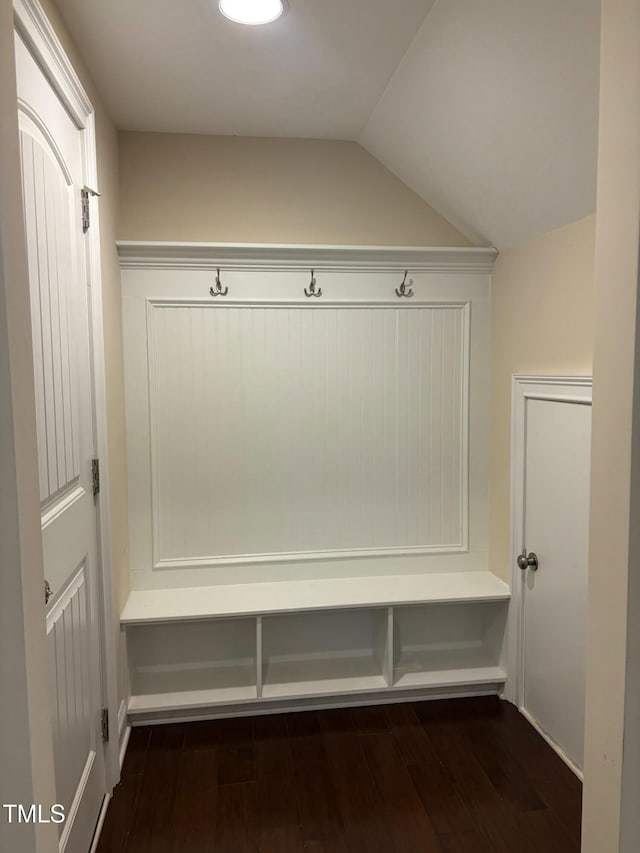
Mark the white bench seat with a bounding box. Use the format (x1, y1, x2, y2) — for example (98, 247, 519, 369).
(121, 571, 510, 722)
(121, 570, 510, 625)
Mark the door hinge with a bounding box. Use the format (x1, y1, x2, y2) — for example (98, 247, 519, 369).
(81, 188, 90, 231)
(92, 458, 100, 497)
(101, 707, 109, 743)
(81, 186, 100, 232)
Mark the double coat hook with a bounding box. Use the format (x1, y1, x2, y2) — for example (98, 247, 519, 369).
(304, 269, 322, 298)
(395, 270, 414, 298)
(209, 268, 228, 297)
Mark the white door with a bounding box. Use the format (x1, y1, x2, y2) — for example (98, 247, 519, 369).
(514, 377, 592, 772)
(15, 29, 106, 852)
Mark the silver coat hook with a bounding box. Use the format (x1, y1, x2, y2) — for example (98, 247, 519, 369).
(304, 269, 322, 298)
(209, 268, 228, 297)
(395, 270, 414, 298)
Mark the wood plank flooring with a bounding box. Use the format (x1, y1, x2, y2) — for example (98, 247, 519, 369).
(96, 698, 582, 853)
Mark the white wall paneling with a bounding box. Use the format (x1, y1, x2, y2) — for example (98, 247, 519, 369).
(120, 244, 493, 589)
(148, 301, 468, 566)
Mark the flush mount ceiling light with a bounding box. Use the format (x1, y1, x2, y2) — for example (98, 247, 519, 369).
(218, 0, 286, 25)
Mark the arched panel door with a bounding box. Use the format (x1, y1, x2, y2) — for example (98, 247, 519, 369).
(15, 28, 105, 853)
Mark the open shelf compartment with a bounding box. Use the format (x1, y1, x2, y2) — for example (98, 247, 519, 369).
(261, 608, 390, 699)
(127, 617, 258, 713)
(392, 600, 507, 689)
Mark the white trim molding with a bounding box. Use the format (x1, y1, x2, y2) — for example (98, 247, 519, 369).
(126, 684, 502, 728)
(14, 0, 120, 791)
(13, 0, 92, 121)
(88, 795, 111, 853)
(520, 707, 584, 782)
(117, 241, 498, 273)
(117, 699, 131, 772)
(506, 375, 592, 772)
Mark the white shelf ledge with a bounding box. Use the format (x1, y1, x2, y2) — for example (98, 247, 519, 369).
(133, 663, 256, 691)
(128, 664, 258, 714)
(128, 684, 258, 715)
(262, 656, 387, 700)
(393, 646, 507, 690)
(121, 571, 510, 625)
(393, 665, 506, 691)
(395, 644, 501, 675)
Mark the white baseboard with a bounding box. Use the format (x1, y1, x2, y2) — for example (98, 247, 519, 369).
(118, 699, 131, 771)
(519, 706, 583, 780)
(126, 683, 500, 727)
(89, 701, 129, 853)
(88, 793, 111, 853)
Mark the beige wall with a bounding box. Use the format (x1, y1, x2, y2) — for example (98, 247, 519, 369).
(489, 215, 596, 581)
(118, 132, 471, 246)
(582, 0, 640, 848)
(39, 0, 130, 696)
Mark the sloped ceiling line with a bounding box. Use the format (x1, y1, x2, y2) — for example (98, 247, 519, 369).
(359, 0, 601, 249)
(55, 0, 601, 250)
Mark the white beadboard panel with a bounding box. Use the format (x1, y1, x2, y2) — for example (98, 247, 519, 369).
(47, 563, 93, 826)
(147, 302, 468, 567)
(122, 261, 491, 588)
(19, 118, 81, 506)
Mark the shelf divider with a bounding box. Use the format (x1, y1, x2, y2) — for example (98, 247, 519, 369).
(256, 615, 263, 699)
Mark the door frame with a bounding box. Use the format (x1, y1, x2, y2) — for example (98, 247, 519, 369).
(505, 374, 592, 770)
(14, 0, 120, 790)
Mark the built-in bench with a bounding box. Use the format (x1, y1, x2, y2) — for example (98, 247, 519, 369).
(121, 572, 510, 723)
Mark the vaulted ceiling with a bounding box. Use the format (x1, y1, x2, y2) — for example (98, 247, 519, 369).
(361, 0, 601, 248)
(53, 0, 436, 138)
(55, 0, 601, 249)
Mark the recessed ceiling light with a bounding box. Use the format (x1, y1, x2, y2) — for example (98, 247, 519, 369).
(218, 0, 286, 26)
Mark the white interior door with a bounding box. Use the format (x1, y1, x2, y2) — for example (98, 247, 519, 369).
(15, 29, 105, 853)
(516, 379, 591, 772)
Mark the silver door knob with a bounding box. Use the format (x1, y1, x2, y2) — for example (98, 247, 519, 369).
(44, 579, 53, 605)
(517, 551, 539, 571)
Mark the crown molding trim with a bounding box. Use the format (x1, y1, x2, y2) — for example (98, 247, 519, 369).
(117, 241, 498, 273)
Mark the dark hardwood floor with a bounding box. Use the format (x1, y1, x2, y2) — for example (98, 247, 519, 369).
(96, 697, 582, 853)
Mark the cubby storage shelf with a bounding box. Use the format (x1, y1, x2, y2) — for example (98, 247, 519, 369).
(262, 661, 388, 700)
(393, 665, 506, 691)
(122, 572, 510, 720)
(128, 683, 258, 715)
